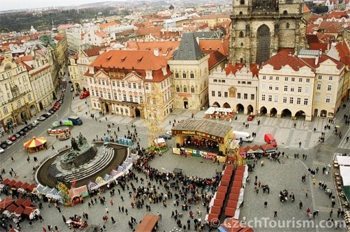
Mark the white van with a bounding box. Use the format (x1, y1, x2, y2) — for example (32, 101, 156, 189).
(233, 131, 254, 142)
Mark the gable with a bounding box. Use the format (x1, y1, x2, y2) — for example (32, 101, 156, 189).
(95, 70, 109, 79)
(123, 72, 143, 82)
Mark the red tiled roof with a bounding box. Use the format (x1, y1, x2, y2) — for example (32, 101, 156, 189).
(84, 46, 105, 57)
(225, 63, 259, 77)
(336, 41, 350, 65)
(309, 42, 328, 52)
(318, 21, 344, 34)
(264, 50, 309, 71)
(327, 11, 349, 19)
(136, 26, 162, 37)
(205, 50, 226, 70)
(99, 21, 120, 30)
(199, 39, 229, 56)
(125, 41, 180, 59)
(92, 50, 167, 70)
(90, 50, 171, 82)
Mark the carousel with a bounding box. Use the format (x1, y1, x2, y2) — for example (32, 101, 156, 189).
(23, 137, 47, 153)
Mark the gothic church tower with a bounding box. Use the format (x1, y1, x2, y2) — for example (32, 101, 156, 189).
(230, 0, 305, 64)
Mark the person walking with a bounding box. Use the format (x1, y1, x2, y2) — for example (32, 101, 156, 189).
(299, 201, 303, 210)
(274, 211, 277, 217)
(264, 201, 268, 208)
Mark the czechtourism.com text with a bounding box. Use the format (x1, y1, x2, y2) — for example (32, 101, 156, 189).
(211, 217, 346, 229)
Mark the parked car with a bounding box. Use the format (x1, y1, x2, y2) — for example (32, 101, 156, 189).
(48, 108, 56, 114)
(79, 91, 90, 99)
(18, 130, 25, 136)
(8, 135, 17, 142)
(45, 112, 52, 117)
(6, 140, 13, 145)
(0, 147, 4, 154)
(37, 116, 46, 121)
(22, 126, 29, 132)
(27, 124, 33, 130)
(32, 120, 39, 126)
(0, 142, 7, 149)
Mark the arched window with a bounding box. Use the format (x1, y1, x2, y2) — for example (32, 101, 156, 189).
(240, 43, 244, 47)
(240, 0, 245, 5)
(239, 31, 244, 38)
(239, 11, 243, 15)
(286, 23, 290, 29)
(176, 86, 180, 92)
(283, 10, 288, 15)
(183, 86, 187, 92)
(191, 86, 195, 93)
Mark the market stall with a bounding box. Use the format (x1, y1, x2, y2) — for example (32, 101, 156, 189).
(23, 137, 47, 153)
(204, 107, 235, 121)
(172, 119, 234, 161)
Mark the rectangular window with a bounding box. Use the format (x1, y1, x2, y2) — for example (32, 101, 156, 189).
(326, 97, 330, 103)
(285, 77, 288, 81)
(275, 87, 279, 91)
(318, 75, 322, 80)
(304, 98, 308, 105)
(238, 93, 241, 99)
(262, 94, 265, 101)
(274, 95, 278, 102)
(268, 95, 272, 101)
(190, 73, 194, 78)
(269, 76, 273, 80)
(212, 91, 215, 97)
(128, 83, 131, 88)
(133, 83, 136, 89)
(183, 73, 186, 78)
(140, 96, 143, 103)
(276, 76, 279, 81)
(130, 95, 133, 102)
(218, 91, 222, 97)
(297, 98, 301, 104)
(306, 79, 310, 83)
(123, 94, 127, 101)
(213, 79, 217, 82)
(138, 83, 141, 89)
(299, 78, 302, 82)
(112, 81, 115, 87)
(247, 81, 251, 84)
(292, 78, 295, 82)
(269, 86, 272, 90)
(290, 97, 294, 104)
(284, 86, 288, 91)
(291, 87, 294, 92)
(329, 76, 333, 81)
(251, 94, 255, 100)
(244, 93, 248, 99)
(317, 83, 321, 90)
(175, 73, 179, 78)
(263, 76, 266, 80)
(121, 82, 125, 88)
(327, 85, 332, 91)
(224, 92, 228, 97)
(283, 97, 287, 103)
(298, 87, 302, 92)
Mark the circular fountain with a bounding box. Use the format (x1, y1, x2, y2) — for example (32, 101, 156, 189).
(36, 133, 128, 188)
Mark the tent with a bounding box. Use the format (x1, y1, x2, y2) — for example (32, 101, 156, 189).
(23, 137, 47, 153)
(135, 214, 160, 232)
(336, 155, 350, 166)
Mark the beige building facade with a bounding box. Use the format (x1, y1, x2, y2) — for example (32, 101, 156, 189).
(209, 63, 259, 114)
(85, 50, 173, 122)
(0, 54, 35, 132)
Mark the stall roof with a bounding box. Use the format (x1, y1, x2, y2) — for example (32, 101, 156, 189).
(135, 214, 160, 232)
(172, 119, 232, 138)
(336, 155, 350, 166)
(340, 166, 350, 186)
